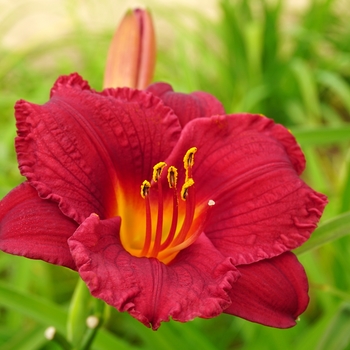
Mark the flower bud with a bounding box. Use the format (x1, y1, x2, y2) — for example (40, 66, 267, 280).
(103, 8, 156, 89)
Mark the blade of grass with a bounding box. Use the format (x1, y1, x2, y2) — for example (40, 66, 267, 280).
(0, 326, 47, 350)
(294, 308, 339, 350)
(291, 125, 350, 146)
(0, 281, 67, 333)
(295, 211, 350, 255)
(317, 70, 350, 115)
(316, 303, 350, 350)
(290, 59, 321, 123)
(0, 281, 136, 350)
(320, 103, 345, 126)
(339, 149, 350, 213)
(169, 321, 218, 350)
(302, 146, 329, 193)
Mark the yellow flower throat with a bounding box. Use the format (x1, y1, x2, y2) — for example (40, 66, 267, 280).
(120, 147, 215, 264)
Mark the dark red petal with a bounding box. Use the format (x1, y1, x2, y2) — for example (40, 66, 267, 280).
(16, 73, 181, 223)
(0, 182, 77, 269)
(68, 215, 239, 330)
(146, 82, 225, 127)
(225, 252, 309, 328)
(165, 114, 327, 265)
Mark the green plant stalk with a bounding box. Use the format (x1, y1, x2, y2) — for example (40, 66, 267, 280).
(67, 278, 92, 346)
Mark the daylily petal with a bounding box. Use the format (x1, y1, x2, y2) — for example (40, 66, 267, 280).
(68, 214, 239, 330)
(164, 114, 327, 265)
(0, 182, 77, 269)
(146, 82, 225, 127)
(16, 73, 181, 223)
(225, 252, 309, 328)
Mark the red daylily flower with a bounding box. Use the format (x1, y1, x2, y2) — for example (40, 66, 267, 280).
(0, 73, 327, 329)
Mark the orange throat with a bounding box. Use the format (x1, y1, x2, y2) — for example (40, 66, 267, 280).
(119, 147, 215, 264)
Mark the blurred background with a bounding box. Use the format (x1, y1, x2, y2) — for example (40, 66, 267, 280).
(1, 0, 350, 349)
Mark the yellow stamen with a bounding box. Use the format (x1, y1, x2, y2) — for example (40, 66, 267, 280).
(152, 162, 167, 182)
(183, 147, 197, 168)
(181, 178, 194, 201)
(167, 166, 178, 188)
(140, 180, 151, 198)
(183, 147, 197, 181)
(122, 148, 206, 264)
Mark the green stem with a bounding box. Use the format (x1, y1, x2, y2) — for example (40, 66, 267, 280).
(67, 278, 92, 346)
(79, 299, 106, 350)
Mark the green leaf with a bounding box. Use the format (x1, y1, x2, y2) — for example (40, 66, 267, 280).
(0, 325, 47, 350)
(0, 281, 67, 333)
(294, 308, 338, 350)
(302, 146, 328, 193)
(316, 303, 350, 350)
(291, 125, 350, 146)
(290, 59, 321, 123)
(317, 70, 350, 116)
(169, 321, 218, 350)
(295, 211, 350, 255)
(244, 21, 263, 82)
(0, 281, 135, 350)
(339, 149, 350, 213)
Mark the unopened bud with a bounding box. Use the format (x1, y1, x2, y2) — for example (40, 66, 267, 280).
(103, 8, 156, 89)
(44, 327, 56, 340)
(86, 315, 100, 329)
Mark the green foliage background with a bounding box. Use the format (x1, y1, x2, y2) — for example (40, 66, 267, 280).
(1, 0, 350, 349)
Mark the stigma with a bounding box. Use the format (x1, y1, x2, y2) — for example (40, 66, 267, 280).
(120, 147, 214, 264)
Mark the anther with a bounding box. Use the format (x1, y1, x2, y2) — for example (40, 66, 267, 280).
(153, 162, 167, 182)
(140, 180, 152, 256)
(181, 178, 195, 201)
(141, 180, 151, 198)
(208, 199, 215, 206)
(183, 147, 197, 168)
(183, 147, 197, 180)
(167, 166, 178, 188)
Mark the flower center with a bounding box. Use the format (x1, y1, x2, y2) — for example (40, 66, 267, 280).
(120, 147, 215, 264)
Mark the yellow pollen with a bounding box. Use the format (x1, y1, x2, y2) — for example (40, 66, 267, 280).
(152, 162, 167, 182)
(181, 178, 195, 201)
(167, 166, 178, 188)
(183, 147, 197, 169)
(183, 147, 197, 181)
(140, 180, 151, 198)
